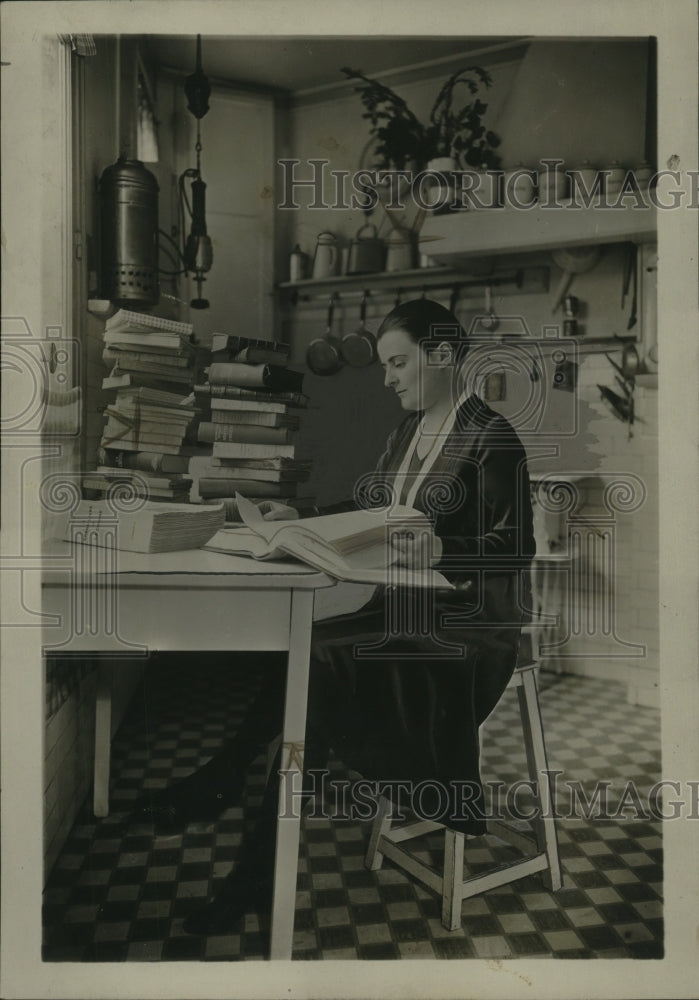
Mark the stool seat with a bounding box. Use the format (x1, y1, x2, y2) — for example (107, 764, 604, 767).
(364, 659, 563, 931)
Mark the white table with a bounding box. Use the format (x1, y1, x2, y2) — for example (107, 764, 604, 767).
(42, 540, 335, 960)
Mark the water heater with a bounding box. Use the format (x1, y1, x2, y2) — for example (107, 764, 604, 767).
(99, 156, 159, 307)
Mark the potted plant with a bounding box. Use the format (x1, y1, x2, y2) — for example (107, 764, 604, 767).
(341, 65, 501, 207)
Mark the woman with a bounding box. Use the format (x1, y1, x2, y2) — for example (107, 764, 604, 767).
(135, 298, 535, 935)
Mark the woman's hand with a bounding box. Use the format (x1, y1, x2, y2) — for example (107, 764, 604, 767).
(257, 500, 299, 521)
(389, 527, 443, 569)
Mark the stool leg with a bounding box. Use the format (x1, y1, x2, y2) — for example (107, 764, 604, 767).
(93, 659, 113, 818)
(265, 733, 283, 783)
(365, 796, 392, 871)
(518, 670, 563, 892)
(442, 830, 465, 931)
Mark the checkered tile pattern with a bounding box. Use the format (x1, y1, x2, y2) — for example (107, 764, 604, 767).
(43, 657, 663, 961)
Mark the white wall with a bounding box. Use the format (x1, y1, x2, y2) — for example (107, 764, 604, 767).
(276, 39, 658, 705)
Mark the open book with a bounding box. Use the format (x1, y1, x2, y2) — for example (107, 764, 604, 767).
(204, 494, 453, 588)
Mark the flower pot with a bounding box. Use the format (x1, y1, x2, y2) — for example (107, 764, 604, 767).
(422, 157, 458, 214)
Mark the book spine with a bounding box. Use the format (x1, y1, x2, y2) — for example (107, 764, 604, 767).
(95, 466, 189, 483)
(210, 410, 298, 429)
(211, 334, 289, 357)
(190, 462, 305, 482)
(208, 397, 289, 414)
(109, 361, 193, 382)
(194, 383, 308, 408)
(197, 422, 293, 445)
(207, 363, 304, 394)
(207, 362, 266, 387)
(102, 374, 194, 394)
(104, 333, 188, 351)
(212, 347, 289, 365)
(211, 456, 311, 471)
(103, 420, 186, 440)
(99, 448, 190, 473)
(104, 406, 194, 423)
(212, 441, 295, 460)
(100, 437, 185, 455)
(103, 349, 194, 369)
(197, 478, 297, 499)
(115, 388, 194, 407)
(106, 309, 193, 336)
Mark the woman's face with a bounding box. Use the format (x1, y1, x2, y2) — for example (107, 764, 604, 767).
(377, 326, 452, 412)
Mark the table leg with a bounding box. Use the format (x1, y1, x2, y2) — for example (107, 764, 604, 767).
(269, 588, 314, 961)
(93, 659, 113, 817)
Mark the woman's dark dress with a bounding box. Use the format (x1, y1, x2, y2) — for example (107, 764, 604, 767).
(304, 394, 535, 834)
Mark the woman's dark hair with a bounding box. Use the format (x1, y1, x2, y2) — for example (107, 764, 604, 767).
(377, 298, 469, 364)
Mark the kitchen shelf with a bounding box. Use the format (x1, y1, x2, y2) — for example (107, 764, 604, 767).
(277, 264, 550, 303)
(419, 204, 657, 264)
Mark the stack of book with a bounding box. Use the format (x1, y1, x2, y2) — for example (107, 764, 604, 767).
(102, 309, 198, 393)
(190, 334, 312, 513)
(64, 498, 225, 554)
(86, 310, 202, 503)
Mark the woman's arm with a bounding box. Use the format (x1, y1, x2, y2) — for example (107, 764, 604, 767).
(434, 427, 535, 576)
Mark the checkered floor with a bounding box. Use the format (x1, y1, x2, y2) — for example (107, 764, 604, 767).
(43, 655, 663, 961)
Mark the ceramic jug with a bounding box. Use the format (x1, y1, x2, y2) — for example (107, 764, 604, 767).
(312, 232, 339, 279)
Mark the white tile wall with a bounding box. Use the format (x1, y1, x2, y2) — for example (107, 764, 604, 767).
(554, 354, 659, 707)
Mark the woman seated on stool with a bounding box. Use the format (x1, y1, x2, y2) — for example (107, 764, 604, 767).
(133, 297, 535, 936)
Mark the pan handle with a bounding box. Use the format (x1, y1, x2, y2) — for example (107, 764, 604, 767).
(551, 269, 574, 313)
(360, 290, 369, 325)
(326, 292, 338, 330)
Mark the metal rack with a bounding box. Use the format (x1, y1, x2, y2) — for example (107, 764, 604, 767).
(277, 265, 550, 306)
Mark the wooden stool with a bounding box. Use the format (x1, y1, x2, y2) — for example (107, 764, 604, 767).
(364, 660, 563, 931)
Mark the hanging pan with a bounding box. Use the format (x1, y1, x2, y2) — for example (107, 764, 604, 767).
(341, 291, 376, 367)
(306, 293, 343, 376)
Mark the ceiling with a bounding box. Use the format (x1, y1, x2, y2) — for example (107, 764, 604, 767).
(147, 35, 524, 95)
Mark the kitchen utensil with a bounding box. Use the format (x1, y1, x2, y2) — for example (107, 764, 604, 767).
(347, 221, 385, 275)
(503, 164, 536, 206)
(621, 244, 634, 308)
(479, 285, 499, 332)
(306, 294, 343, 376)
(563, 295, 579, 317)
(568, 161, 598, 201)
(627, 245, 638, 329)
(312, 232, 339, 280)
(538, 163, 567, 202)
(341, 291, 376, 368)
(604, 160, 626, 197)
(551, 246, 603, 312)
(621, 342, 640, 378)
(289, 244, 308, 283)
(598, 384, 634, 429)
(605, 352, 629, 382)
(385, 227, 415, 272)
(633, 161, 653, 192)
